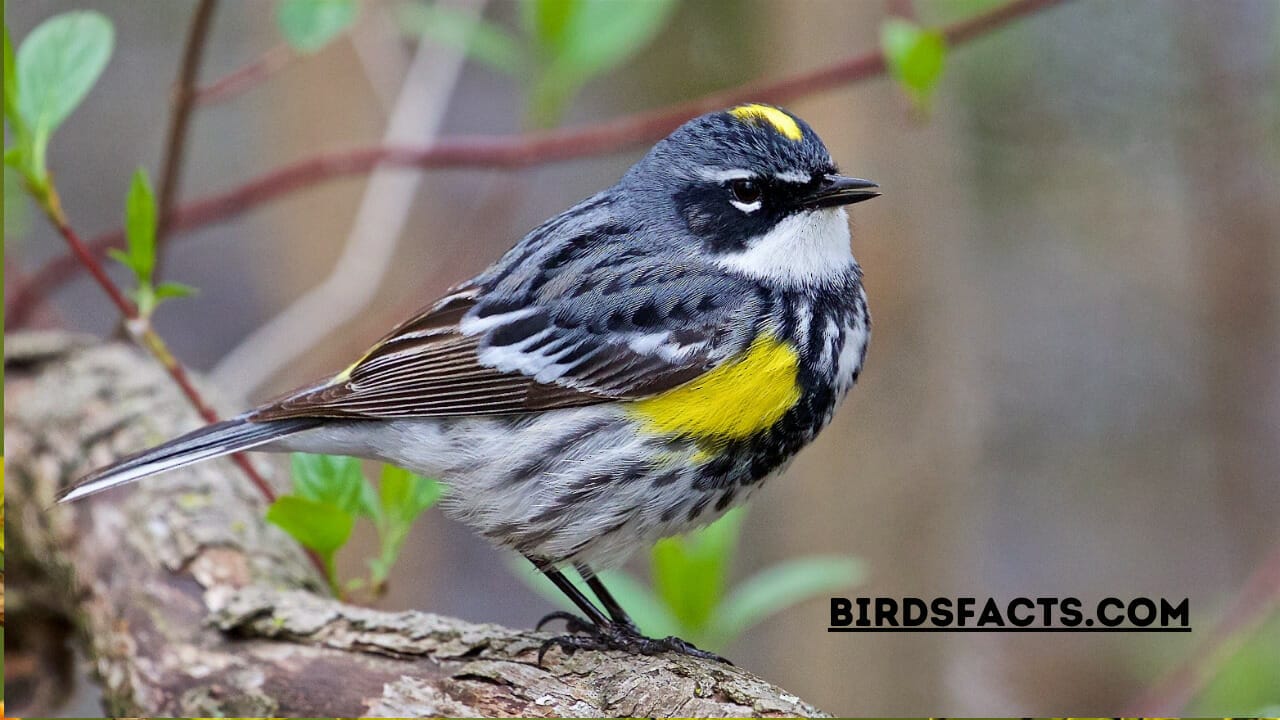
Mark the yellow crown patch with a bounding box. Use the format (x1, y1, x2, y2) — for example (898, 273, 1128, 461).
(728, 104, 803, 142)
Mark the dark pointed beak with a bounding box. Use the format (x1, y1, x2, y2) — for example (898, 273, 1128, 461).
(802, 174, 880, 209)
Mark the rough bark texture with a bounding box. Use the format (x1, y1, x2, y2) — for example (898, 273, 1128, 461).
(4, 333, 828, 718)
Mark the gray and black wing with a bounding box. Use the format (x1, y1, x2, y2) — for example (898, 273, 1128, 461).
(59, 205, 763, 505)
(251, 234, 761, 421)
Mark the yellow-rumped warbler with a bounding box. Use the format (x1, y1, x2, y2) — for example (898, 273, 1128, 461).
(60, 103, 879, 662)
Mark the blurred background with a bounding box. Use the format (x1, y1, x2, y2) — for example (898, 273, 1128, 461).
(4, 0, 1279, 715)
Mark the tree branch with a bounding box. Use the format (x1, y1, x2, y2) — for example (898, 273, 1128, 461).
(5, 0, 1073, 327)
(154, 0, 217, 276)
(4, 334, 829, 718)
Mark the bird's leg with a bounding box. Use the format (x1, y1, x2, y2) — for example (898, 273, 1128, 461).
(529, 555, 622, 664)
(579, 563, 732, 664)
(574, 562, 638, 632)
(529, 555, 610, 631)
(529, 555, 732, 665)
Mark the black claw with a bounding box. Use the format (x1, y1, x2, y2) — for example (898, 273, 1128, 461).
(538, 634, 586, 666)
(535, 620, 733, 667)
(536, 610, 594, 633)
(653, 635, 733, 665)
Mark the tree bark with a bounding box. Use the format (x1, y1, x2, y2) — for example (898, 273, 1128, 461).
(4, 332, 829, 718)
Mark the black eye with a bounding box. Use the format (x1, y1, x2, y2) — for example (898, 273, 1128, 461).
(729, 179, 762, 205)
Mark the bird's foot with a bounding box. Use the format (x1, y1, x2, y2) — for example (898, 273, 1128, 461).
(535, 610, 597, 634)
(536, 616, 731, 666)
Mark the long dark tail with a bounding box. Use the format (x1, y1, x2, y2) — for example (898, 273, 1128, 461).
(56, 416, 321, 503)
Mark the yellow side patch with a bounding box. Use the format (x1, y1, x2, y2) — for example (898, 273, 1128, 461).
(728, 103, 803, 141)
(631, 334, 801, 441)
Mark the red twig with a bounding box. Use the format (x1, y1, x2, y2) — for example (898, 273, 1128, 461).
(8, 243, 65, 331)
(47, 200, 272, 493)
(45, 194, 138, 319)
(195, 43, 296, 106)
(5, 259, 32, 316)
(154, 0, 217, 276)
(886, 0, 918, 21)
(1128, 541, 1280, 714)
(6, 0, 1072, 326)
(37, 186, 331, 581)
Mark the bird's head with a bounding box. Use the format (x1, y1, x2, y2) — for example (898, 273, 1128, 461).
(623, 103, 879, 286)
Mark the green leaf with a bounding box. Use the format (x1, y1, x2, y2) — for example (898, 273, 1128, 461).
(153, 281, 198, 301)
(880, 19, 947, 107)
(1187, 612, 1280, 715)
(548, 0, 677, 83)
(265, 495, 355, 554)
(358, 471, 381, 524)
(3, 19, 21, 135)
(715, 556, 866, 642)
(16, 11, 114, 138)
(3, 144, 24, 169)
(123, 167, 157, 283)
(394, 2, 523, 76)
(379, 464, 443, 527)
(276, 0, 357, 53)
(290, 453, 374, 518)
(370, 464, 442, 586)
(106, 247, 136, 273)
(525, 72, 579, 129)
(651, 508, 744, 634)
(521, 0, 678, 127)
(521, 0, 575, 54)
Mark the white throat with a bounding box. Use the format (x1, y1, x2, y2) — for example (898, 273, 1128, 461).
(714, 208, 855, 286)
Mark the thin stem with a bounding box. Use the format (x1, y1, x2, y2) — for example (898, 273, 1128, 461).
(194, 43, 297, 105)
(1128, 542, 1280, 714)
(885, 0, 918, 21)
(322, 552, 341, 598)
(154, 0, 218, 278)
(31, 180, 331, 583)
(6, 0, 1073, 326)
(41, 185, 138, 318)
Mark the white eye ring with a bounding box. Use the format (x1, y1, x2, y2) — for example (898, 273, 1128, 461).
(730, 199, 762, 213)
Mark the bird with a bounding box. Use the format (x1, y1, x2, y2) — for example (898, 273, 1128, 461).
(58, 103, 879, 663)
